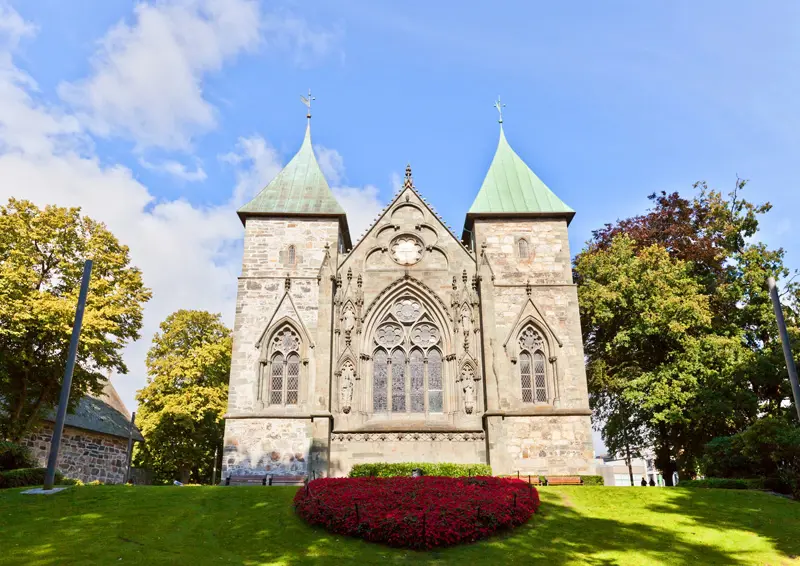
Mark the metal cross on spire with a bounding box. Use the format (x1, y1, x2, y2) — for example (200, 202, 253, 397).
(494, 96, 506, 124)
(300, 88, 315, 119)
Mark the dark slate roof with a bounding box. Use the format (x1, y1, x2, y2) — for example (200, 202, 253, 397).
(44, 380, 144, 441)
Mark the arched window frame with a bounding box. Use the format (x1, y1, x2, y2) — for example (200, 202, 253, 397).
(261, 323, 304, 406)
(517, 324, 548, 404)
(518, 238, 530, 260)
(367, 293, 449, 415)
(287, 245, 297, 266)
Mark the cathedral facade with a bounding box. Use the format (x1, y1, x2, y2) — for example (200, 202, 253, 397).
(222, 117, 594, 478)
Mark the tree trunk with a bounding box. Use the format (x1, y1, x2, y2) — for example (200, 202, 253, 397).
(179, 467, 190, 484)
(625, 442, 634, 486)
(655, 433, 676, 486)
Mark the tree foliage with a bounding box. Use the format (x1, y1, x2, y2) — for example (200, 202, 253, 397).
(0, 199, 151, 440)
(134, 310, 231, 484)
(576, 181, 799, 482)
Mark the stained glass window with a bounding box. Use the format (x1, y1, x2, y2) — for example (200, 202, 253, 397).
(286, 353, 300, 405)
(270, 353, 284, 405)
(373, 350, 388, 412)
(410, 349, 425, 412)
(391, 349, 406, 412)
(427, 349, 443, 413)
(534, 351, 547, 403)
(520, 352, 533, 403)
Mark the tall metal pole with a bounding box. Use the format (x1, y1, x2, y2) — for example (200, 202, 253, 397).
(767, 277, 800, 422)
(44, 260, 93, 490)
(124, 411, 136, 484)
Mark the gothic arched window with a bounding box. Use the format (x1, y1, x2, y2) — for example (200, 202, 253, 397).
(518, 325, 547, 403)
(518, 238, 530, 259)
(287, 245, 296, 266)
(265, 326, 301, 405)
(371, 296, 445, 414)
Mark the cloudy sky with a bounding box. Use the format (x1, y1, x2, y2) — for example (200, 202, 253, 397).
(1, 1, 798, 453)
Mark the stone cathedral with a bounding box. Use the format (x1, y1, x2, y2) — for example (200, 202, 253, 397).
(222, 112, 594, 478)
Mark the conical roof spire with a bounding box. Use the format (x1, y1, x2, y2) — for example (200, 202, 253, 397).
(238, 116, 351, 247)
(464, 119, 574, 235)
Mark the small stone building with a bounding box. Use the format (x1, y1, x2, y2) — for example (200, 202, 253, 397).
(23, 380, 143, 484)
(223, 113, 595, 478)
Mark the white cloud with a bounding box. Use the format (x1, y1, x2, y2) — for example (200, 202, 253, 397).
(332, 185, 384, 242)
(315, 144, 344, 185)
(58, 0, 262, 150)
(139, 158, 207, 182)
(222, 135, 283, 207)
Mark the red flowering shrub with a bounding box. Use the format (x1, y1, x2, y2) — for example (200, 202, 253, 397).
(293, 476, 540, 549)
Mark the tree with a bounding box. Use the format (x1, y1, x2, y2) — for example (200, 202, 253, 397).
(134, 310, 231, 484)
(576, 236, 745, 484)
(578, 181, 800, 480)
(0, 199, 151, 441)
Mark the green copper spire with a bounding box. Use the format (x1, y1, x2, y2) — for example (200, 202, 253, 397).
(466, 125, 574, 220)
(237, 119, 351, 246)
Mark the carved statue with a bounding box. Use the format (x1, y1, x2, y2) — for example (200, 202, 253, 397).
(342, 305, 356, 332)
(461, 305, 472, 335)
(340, 362, 355, 414)
(461, 365, 476, 414)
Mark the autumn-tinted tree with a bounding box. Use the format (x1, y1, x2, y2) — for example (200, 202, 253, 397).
(0, 199, 151, 440)
(134, 310, 231, 484)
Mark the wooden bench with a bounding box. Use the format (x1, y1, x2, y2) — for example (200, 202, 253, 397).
(225, 474, 307, 486)
(545, 476, 583, 486)
(498, 474, 542, 485)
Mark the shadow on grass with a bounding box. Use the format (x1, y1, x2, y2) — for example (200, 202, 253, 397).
(646, 488, 800, 562)
(1, 486, 797, 565)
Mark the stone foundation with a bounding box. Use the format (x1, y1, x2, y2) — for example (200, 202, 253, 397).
(487, 415, 594, 476)
(23, 423, 129, 484)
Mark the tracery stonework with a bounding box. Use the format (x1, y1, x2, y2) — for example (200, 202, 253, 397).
(223, 125, 594, 480)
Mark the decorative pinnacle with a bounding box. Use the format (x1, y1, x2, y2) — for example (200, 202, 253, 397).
(494, 96, 505, 124)
(403, 163, 414, 189)
(300, 88, 315, 119)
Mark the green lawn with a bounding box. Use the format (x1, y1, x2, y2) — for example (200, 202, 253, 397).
(1, 485, 798, 565)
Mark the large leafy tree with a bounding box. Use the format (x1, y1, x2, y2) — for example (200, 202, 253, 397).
(0, 199, 151, 441)
(578, 182, 799, 481)
(135, 310, 231, 484)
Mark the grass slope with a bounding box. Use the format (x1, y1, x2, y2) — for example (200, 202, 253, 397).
(1, 486, 798, 565)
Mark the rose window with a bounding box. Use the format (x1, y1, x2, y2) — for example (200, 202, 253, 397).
(376, 323, 403, 348)
(411, 323, 440, 347)
(394, 298, 421, 322)
(391, 237, 423, 265)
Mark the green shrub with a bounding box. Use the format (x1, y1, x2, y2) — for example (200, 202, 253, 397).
(349, 463, 492, 478)
(677, 478, 764, 490)
(0, 468, 63, 489)
(579, 475, 604, 486)
(0, 441, 36, 471)
(60, 477, 84, 486)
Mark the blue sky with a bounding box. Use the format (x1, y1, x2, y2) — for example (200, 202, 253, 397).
(1, 1, 798, 453)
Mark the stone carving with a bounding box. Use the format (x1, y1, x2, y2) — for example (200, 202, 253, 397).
(339, 361, 356, 414)
(394, 298, 422, 322)
(273, 328, 300, 354)
(411, 323, 439, 347)
(460, 304, 472, 335)
(391, 236, 423, 265)
(461, 365, 476, 414)
(519, 326, 545, 352)
(342, 303, 356, 332)
(330, 431, 485, 443)
(375, 323, 403, 348)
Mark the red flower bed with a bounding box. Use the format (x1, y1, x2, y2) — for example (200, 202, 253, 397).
(293, 476, 540, 549)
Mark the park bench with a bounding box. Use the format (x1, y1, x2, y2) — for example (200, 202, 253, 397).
(499, 474, 542, 485)
(545, 476, 583, 486)
(225, 474, 307, 486)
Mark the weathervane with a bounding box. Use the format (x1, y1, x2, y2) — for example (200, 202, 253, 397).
(494, 96, 506, 124)
(301, 88, 315, 119)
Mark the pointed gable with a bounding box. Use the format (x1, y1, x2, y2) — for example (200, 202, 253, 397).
(463, 125, 574, 239)
(238, 122, 351, 247)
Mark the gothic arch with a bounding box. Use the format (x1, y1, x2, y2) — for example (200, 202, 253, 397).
(257, 319, 309, 406)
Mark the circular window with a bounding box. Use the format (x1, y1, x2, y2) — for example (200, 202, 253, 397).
(391, 236, 423, 265)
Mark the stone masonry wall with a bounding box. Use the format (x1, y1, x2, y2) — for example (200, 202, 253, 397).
(224, 418, 313, 477)
(23, 422, 129, 484)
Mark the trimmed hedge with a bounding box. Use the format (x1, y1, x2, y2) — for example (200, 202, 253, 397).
(578, 475, 604, 486)
(677, 478, 764, 490)
(349, 462, 492, 478)
(0, 441, 36, 471)
(0, 468, 63, 489)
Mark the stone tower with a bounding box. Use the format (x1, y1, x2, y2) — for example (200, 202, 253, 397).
(223, 120, 351, 479)
(462, 123, 594, 475)
(222, 112, 594, 480)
